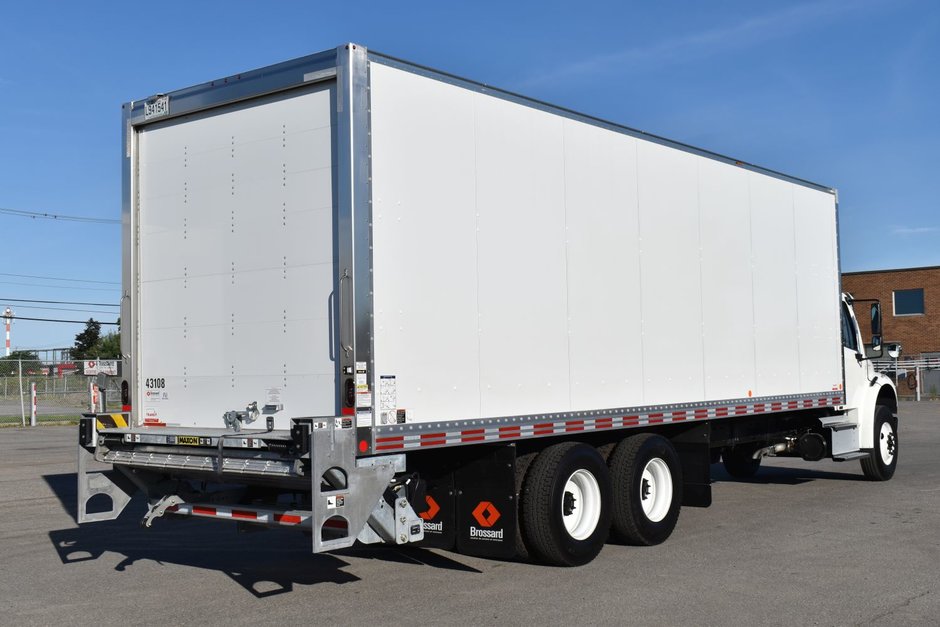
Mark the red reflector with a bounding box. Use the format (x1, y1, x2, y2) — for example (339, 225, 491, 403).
(231, 509, 256, 520)
(192, 506, 216, 516)
(358, 440, 368, 453)
(275, 514, 302, 525)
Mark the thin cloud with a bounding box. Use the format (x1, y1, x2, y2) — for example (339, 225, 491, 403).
(521, 0, 896, 88)
(892, 226, 938, 235)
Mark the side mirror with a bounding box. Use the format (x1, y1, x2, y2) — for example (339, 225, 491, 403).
(870, 303, 881, 336)
(871, 334, 882, 353)
(887, 343, 902, 359)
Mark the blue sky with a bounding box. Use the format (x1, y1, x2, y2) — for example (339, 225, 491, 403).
(1, 0, 938, 350)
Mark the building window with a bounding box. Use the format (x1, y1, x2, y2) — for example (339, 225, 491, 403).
(893, 288, 925, 316)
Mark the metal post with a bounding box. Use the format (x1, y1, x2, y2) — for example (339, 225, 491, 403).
(18, 359, 25, 427)
(915, 365, 921, 402)
(30, 382, 37, 427)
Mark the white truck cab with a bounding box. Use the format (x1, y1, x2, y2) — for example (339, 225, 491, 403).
(839, 293, 899, 480)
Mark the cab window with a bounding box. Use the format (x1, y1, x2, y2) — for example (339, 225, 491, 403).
(841, 302, 858, 351)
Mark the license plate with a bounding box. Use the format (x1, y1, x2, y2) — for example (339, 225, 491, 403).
(176, 435, 201, 446)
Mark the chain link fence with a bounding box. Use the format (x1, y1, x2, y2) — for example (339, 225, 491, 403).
(0, 359, 121, 426)
(874, 356, 940, 401)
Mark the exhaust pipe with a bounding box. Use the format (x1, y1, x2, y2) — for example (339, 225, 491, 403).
(752, 442, 789, 459)
(750, 434, 827, 461)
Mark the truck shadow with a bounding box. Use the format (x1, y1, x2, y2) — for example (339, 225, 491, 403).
(44, 473, 481, 598)
(710, 464, 866, 485)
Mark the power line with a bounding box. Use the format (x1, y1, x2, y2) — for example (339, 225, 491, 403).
(0, 272, 119, 285)
(0, 206, 120, 224)
(9, 316, 119, 325)
(0, 297, 119, 307)
(0, 280, 119, 292)
(5, 304, 118, 315)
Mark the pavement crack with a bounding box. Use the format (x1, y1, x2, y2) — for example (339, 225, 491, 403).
(864, 589, 931, 624)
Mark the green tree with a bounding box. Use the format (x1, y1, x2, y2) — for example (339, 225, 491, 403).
(96, 331, 121, 359)
(71, 318, 121, 359)
(72, 319, 102, 360)
(0, 350, 42, 376)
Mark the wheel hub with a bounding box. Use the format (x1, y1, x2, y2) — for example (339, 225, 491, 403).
(639, 458, 673, 523)
(879, 422, 896, 465)
(561, 469, 602, 540)
(563, 491, 577, 516)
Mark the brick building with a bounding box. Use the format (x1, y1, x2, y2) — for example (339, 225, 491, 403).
(841, 265, 940, 358)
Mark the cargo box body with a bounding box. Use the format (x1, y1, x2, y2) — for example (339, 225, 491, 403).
(82, 44, 899, 564)
(123, 45, 842, 450)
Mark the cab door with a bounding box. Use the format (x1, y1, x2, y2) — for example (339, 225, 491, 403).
(841, 299, 868, 408)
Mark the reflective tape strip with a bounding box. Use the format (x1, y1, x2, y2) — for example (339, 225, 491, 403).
(374, 393, 846, 452)
(166, 503, 310, 527)
(95, 413, 129, 430)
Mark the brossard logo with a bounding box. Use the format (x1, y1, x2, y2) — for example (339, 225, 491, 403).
(419, 495, 443, 533)
(469, 501, 503, 541)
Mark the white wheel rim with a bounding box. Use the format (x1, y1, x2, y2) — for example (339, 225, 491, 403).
(640, 458, 673, 523)
(879, 422, 896, 465)
(562, 469, 602, 540)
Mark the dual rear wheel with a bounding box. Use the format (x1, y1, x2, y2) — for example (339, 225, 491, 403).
(518, 434, 682, 566)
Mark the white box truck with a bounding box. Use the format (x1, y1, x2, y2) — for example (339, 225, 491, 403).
(78, 44, 900, 566)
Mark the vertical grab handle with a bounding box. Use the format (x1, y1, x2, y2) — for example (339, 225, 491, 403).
(339, 269, 354, 355)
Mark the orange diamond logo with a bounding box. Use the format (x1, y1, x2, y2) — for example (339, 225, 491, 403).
(471, 501, 501, 528)
(418, 495, 440, 521)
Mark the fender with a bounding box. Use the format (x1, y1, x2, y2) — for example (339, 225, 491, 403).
(854, 373, 898, 450)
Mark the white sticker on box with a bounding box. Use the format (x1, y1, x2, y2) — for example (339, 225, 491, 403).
(379, 375, 397, 412)
(356, 411, 372, 428)
(356, 390, 372, 408)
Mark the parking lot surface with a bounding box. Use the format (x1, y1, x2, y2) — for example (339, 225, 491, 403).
(1, 402, 937, 625)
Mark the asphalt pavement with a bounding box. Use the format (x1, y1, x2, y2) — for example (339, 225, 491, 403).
(1, 402, 937, 626)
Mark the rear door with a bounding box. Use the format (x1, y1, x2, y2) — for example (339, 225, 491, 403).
(135, 82, 338, 428)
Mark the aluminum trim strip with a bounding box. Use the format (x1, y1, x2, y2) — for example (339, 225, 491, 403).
(372, 392, 844, 451)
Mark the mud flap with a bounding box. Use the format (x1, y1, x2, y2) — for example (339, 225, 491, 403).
(413, 473, 456, 550)
(454, 446, 517, 559)
(671, 422, 713, 508)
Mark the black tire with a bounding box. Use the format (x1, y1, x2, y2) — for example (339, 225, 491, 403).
(519, 442, 612, 566)
(721, 446, 761, 478)
(609, 434, 682, 546)
(860, 405, 898, 481)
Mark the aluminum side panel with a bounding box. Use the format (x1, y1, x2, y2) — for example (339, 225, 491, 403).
(368, 61, 841, 428)
(135, 84, 337, 428)
(699, 158, 757, 399)
(636, 141, 705, 403)
(793, 185, 842, 391)
(369, 65, 481, 425)
(749, 174, 801, 395)
(563, 121, 645, 408)
(472, 94, 571, 417)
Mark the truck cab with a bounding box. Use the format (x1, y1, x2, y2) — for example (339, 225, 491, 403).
(839, 293, 899, 479)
